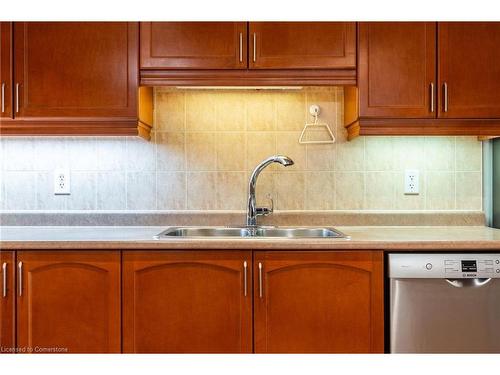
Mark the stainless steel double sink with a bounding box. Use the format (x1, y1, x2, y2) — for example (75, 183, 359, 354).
(155, 226, 348, 239)
(154, 155, 349, 240)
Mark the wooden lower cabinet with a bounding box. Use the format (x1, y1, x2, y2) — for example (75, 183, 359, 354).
(0, 251, 15, 352)
(254, 251, 384, 353)
(122, 251, 253, 353)
(5, 249, 384, 354)
(16, 251, 121, 353)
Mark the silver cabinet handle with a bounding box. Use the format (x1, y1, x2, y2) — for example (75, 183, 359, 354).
(243, 261, 247, 296)
(258, 262, 263, 298)
(443, 82, 448, 113)
(253, 33, 257, 63)
(18, 261, 23, 297)
(430, 82, 435, 113)
(1, 83, 5, 113)
(239, 32, 243, 62)
(2, 262, 7, 298)
(15, 83, 20, 114)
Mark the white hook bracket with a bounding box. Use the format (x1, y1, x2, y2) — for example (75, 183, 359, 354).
(309, 104, 320, 124)
(298, 104, 335, 145)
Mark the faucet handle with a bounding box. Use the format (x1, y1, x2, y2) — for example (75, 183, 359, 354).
(256, 194, 274, 217)
(266, 194, 274, 214)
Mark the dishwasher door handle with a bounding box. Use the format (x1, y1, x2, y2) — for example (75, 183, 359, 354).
(446, 278, 492, 288)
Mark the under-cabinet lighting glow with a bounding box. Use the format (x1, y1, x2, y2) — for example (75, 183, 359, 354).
(175, 86, 303, 90)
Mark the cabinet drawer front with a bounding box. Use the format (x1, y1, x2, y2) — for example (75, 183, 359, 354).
(359, 22, 437, 118)
(249, 22, 356, 69)
(140, 22, 248, 70)
(16, 251, 121, 353)
(14, 22, 138, 118)
(254, 251, 384, 353)
(438, 22, 500, 118)
(123, 251, 252, 353)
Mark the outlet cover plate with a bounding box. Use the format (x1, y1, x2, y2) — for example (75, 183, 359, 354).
(404, 169, 419, 195)
(54, 168, 71, 195)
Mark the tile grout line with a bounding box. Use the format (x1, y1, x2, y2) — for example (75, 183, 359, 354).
(424, 137, 428, 210)
(304, 89, 309, 209)
(480, 140, 484, 211)
(152, 87, 157, 210)
(454, 137, 457, 210)
(183, 91, 189, 210)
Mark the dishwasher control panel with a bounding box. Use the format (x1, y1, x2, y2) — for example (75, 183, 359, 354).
(389, 253, 500, 278)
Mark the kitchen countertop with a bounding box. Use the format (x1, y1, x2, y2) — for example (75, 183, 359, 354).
(2, 225, 500, 250)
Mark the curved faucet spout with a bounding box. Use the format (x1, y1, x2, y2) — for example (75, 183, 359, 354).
(247, 155, 294, 226)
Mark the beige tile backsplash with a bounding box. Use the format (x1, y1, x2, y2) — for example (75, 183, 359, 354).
(0, 87, 483, 211)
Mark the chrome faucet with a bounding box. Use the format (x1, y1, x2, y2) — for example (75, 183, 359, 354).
(246, 155, 294, 226)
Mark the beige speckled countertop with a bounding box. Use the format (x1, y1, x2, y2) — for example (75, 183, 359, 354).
(2, 225, 500, 251)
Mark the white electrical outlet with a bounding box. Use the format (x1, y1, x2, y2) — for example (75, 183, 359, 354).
(404, 169, 419, 195)
(54, 169, 71, 195)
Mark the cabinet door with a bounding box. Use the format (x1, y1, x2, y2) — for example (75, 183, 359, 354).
(254, 251, 384, 353)
(140, 22, 247, 69)
(249, 22, 356, 69)
(358, 22, 437, 118)
(438, 22, 500, 118)
(13, 22, 138, 119)
(17, 251, 121, 353)
(0, 251, 15, 352)
(0, 22, 12, 119)
(123, 251, 252, 353)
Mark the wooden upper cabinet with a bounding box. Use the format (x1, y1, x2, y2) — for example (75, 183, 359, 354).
(349, 22, 500, 138)
(358, 22, 437, 118)
(17, 251, 121, 353)
(123, 251, 252, 353)
(249, 22, 356, 69)
(438, 22, 500, 118)
(140, 22, 248, 69)
(0, 251, 15, 352)
(254, 251, 384, 353)
(0, 22, 12, 119)
(13, 22, 138, 119)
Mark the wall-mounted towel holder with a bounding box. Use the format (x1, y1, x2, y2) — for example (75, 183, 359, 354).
(298, 104, 336, 145)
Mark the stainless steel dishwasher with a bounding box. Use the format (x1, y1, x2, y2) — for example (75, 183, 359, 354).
(389, 253, 500, 353)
